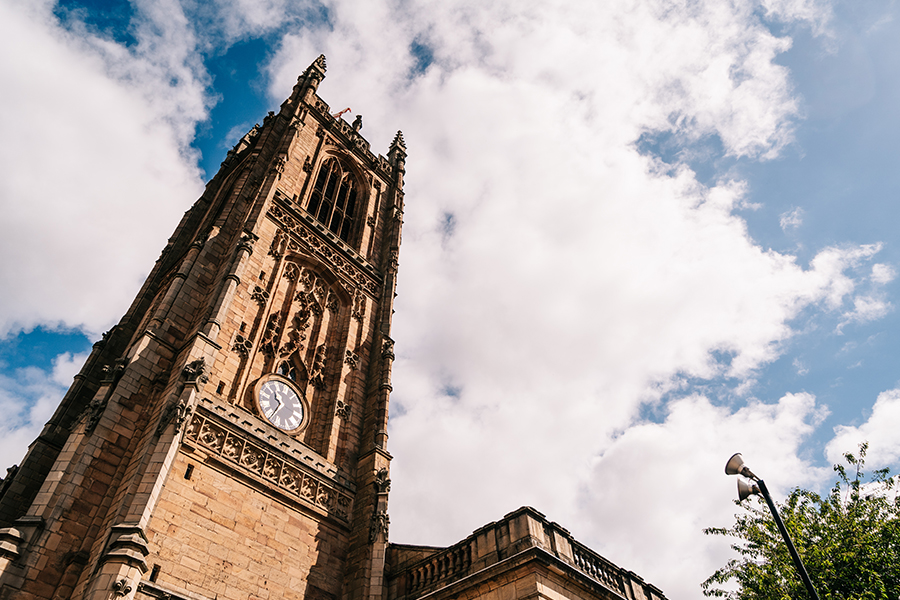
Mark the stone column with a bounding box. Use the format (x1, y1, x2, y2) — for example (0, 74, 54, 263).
(148, 236, 207, 332)
(202, 232, 256, 342)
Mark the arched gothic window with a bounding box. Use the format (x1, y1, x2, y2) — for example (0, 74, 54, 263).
(307, 158, 359, 243)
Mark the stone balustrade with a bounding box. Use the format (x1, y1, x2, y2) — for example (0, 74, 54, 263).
(386, 507, 666, 600)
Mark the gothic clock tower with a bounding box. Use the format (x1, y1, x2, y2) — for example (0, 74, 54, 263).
(0, 55, 405, 600)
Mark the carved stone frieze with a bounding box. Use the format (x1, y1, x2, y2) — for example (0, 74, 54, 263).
(266, 207, 380, 296)
(314, 99, 330, 117)
(280, 300, 312, 356)
(182, 410, 352, 522)
(313, 280, 326, 305)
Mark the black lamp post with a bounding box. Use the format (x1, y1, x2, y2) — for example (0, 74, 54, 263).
(725, 453, 821, 600)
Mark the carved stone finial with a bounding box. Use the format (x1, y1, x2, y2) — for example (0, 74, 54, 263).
(381, 337, 395, 361)
(272, 154, 287, 179)
(237, 231, 258, 255)
(156, 396, 193, 436)
(369, 509, 390, 543)
(309, 344, 328, 390)
(374, 468, 391, 493)
(352, 114, 363, 132)
(390, 130, 406, 151)
(112, 578, 133, 597)
(314, 54, 327, 72)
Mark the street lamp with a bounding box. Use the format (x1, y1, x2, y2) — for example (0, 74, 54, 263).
(725, 453, 821, 600)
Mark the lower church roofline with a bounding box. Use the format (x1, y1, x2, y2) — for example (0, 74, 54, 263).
(385, 506, 667, 600)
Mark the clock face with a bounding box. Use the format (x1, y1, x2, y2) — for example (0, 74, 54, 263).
(255, 375, 306, 433)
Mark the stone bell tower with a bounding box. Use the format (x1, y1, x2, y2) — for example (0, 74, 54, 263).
(0, 54, 405, 600)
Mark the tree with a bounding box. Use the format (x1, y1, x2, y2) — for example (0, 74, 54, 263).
(703, 444, 900, 600)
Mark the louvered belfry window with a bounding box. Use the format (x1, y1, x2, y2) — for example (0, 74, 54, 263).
(307, 158, 359, 243)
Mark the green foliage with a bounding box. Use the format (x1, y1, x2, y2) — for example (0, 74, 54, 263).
(703, 444, 900, 600)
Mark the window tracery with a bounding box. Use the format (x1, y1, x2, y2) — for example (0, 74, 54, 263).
(306, 158, 359, 243)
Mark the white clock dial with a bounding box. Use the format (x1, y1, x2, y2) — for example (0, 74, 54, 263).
(255, 375, 307, 433)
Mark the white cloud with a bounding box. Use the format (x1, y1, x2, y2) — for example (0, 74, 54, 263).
(872, 262, 896, 284)
(0, 351, 89, 469)
(836, 294, 892, 332)
(576, 393, 829, 600)
(827, 388, 900, 468)
(0, 0, 207, 338)
(780, 206, 804, 230)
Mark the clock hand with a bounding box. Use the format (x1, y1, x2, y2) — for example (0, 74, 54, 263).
(264, 389, 283, 419)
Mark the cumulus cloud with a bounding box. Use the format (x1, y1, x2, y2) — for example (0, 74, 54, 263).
(577, 393, 829, 600)
(872, 262, 896, 284)
(837, 295, 892, 331)
(827, 388, 900, 468)
(0, 0, 207, 338)
(0, 351, 88, 468)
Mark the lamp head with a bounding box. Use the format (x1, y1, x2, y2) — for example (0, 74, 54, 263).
(725, 453, 745, 475)
(725, 453, 757, 480)
(737, 478, 761, 502)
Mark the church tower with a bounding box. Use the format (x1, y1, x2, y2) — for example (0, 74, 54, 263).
(0, 55, 405, 600)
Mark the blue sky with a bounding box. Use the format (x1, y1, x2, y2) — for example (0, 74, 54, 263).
(2, 0, 900, 598)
